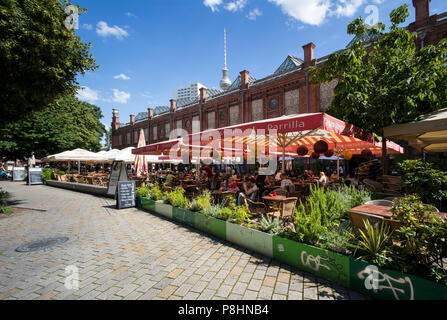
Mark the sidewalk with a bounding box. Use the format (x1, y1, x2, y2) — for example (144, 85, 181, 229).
(0, 181, 365, 300)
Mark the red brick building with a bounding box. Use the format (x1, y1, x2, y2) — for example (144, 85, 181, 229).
(112, 0, 447, 150)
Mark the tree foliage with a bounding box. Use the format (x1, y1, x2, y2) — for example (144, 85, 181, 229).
(311, 4, 447, 135)
(0, 95, 106, 159)
(0, 0, 98, 124)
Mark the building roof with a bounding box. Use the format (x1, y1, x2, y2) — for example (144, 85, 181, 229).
(274, 55, 303, 75)
(227, 74, 257, 91)
(135, 112, 148, 122)
(346, 27, 382, 49)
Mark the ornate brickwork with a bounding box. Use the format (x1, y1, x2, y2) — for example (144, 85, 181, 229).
(284, 89, 300, 115)
(319, 79, 338, 111)
(251, 99, 263, 121)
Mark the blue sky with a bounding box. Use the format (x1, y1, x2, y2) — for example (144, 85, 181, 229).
(73, 0, 447, 133)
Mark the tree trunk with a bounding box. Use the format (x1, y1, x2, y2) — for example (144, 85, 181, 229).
(382, 137, 387, 176)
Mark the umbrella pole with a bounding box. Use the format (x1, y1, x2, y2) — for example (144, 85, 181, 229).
(78, 161, 80, 174)
(337, 154, 340, 179)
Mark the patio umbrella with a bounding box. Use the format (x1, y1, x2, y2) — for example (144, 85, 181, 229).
(383, 108, 447, 152)
(134, 129, 148, 177)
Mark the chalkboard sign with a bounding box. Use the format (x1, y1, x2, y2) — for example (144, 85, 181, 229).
(28, 168, 43, 185)
(13, 167, 26, 181)
(107, 160, 129, 196)
(116, 181, 136, 209)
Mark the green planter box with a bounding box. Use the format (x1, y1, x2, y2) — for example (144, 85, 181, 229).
(140, 197, 156, 212)
(155, 201, 173, 219)
(172, 207, 196, 228)
(226, 223, 273, 258)
(350, 258, 447, 300)
(272, 235, 350, 287)
(194, 212, 227, 240)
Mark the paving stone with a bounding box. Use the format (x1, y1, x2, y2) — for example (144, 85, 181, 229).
(0, 181, 362, 301)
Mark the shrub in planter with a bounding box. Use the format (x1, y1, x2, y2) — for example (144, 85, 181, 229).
(398, 160, 447, 206)
(167, 187, 189, 208)
(136, 186, 151, 198)
(258, 215, 280, 234)
(189, 191, 211, 212)
(388, 195, 447, 285)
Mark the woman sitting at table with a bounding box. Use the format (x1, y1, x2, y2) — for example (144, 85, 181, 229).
(319, 172, 329, 186)
(227, 177, 239, 192)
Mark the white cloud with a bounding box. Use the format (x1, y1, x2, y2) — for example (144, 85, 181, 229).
(112, 89, 131, 104)
(96, 21, 129, 40)
(125, 12, 137, 18)
(371, 0, 383, 4)
(76, 86, 100, 102)
(247, 8, 262, 20)
(268, 0, 331, 26)
(332, 0, 367, 18)
(113, 74, 131, 80)
(268, 0, 369, 26)
(225, 0, 248, 12)
(203, 0, 223, 12)
(82, 24, 93, 30)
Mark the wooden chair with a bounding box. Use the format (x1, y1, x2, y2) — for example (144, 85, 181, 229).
(280, 197, 298, 220)
(240, 193, 268, 216)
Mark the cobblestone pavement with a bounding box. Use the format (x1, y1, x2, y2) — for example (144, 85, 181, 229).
(0, 181, 366, 300)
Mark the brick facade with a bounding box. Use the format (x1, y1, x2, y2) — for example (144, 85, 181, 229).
(112, 0, 447, 150)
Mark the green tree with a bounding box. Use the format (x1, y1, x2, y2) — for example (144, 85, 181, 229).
(0, 0, 98, 124)
(0, 95, 106, 159)
(311, 5, 447, 174)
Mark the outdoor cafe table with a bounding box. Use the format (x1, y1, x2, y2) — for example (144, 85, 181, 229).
(348, 204, 447, 229)
(262, 195, 287, 217)
(212, 190, 238, 203)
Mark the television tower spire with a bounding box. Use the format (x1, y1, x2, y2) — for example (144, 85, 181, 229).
(220, 28, 231, 91)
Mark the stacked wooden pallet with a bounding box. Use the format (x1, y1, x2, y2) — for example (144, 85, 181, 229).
(381, 175, 403, 194)
(355, 159, 382, 180)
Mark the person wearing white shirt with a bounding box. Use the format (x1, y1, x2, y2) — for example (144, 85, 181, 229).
(319, 172, 329, 186)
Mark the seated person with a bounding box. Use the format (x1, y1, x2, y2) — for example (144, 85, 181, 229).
(238, 178, 258, 205)
(264, 175, 274, 185)
(275, 171, 282, 182)
(330, 171, 339, 181)
(280, 173, 295, 194)
(227, 177, 239, 191)
(319, 172, 329, 186)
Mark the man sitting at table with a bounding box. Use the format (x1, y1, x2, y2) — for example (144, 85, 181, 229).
(330, 170, 339, 181)
(280, 173, 295, 195)
(238, 178, 258, 205)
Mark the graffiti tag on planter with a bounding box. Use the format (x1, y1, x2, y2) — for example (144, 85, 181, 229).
(357, 265, 414, 300)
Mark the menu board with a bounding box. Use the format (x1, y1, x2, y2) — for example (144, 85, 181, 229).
(107, 160, 128, 196)
(117, 181, 136, 209)
(13, 167, 26, 181)
(28, 168, 43, 185)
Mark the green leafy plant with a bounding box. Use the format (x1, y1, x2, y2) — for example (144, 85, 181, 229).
(136, 186, 151, 198)
(0, 188, 12, 215)
(167, 187, 189, 208)
(349, 219, 393, 267)
(258, 215, 280, 234)
(292, 184, 370, 248)
(388, 195, 447, 283)
(149, 183, 163, 201)
(228, 206, 251, 225)
(398, 160, 447, 206)
(203, 205, 221, 218)
(42, 168, 52, 181)
(195, 191, 211, 211)
(218, 207, 233, 221)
